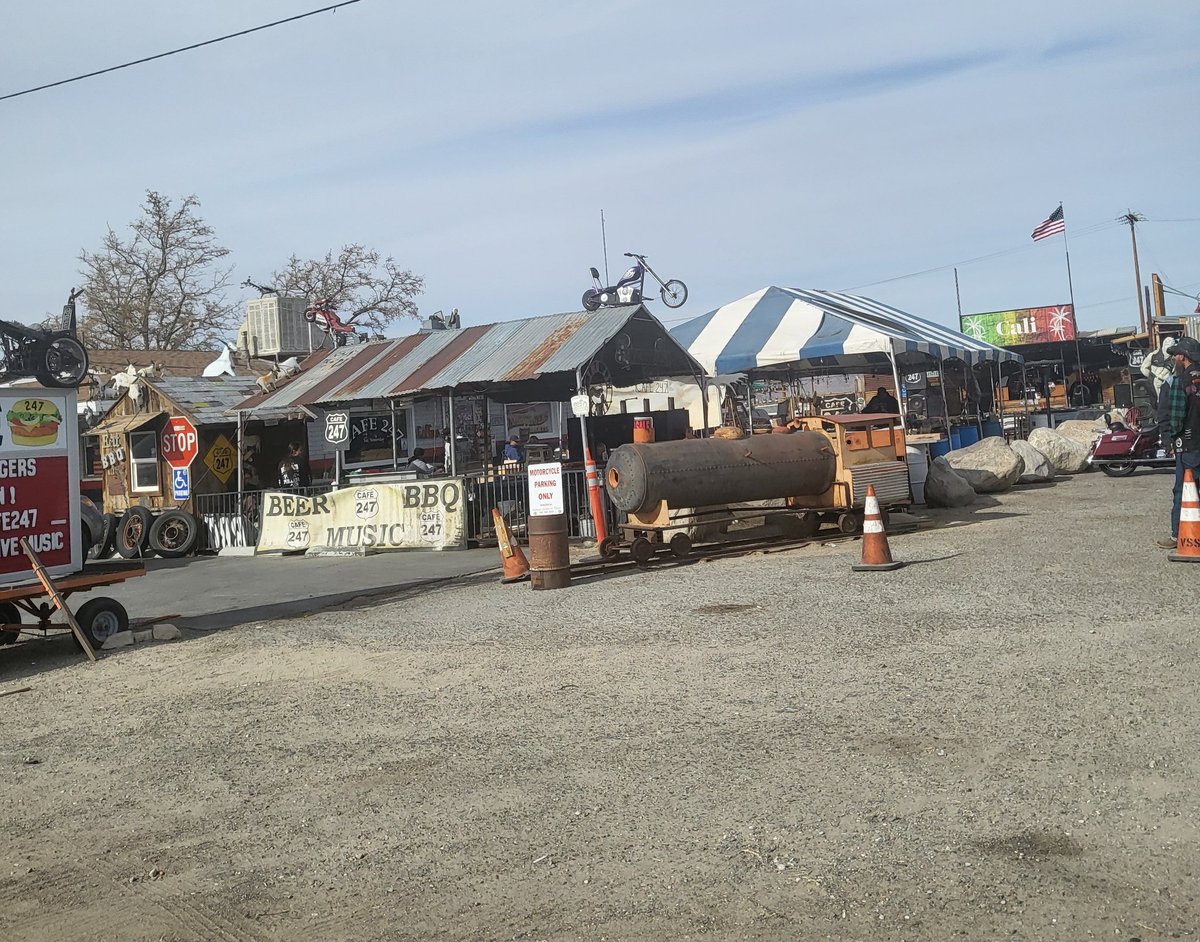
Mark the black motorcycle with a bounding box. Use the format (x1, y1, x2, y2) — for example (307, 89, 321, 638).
(582, 252, 687, 311)
(0, 288, 90, 388)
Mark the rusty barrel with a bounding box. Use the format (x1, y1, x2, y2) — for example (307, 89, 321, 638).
(632, 416, 655, 444)
(527, 512, 571, 590)
(605, 431, 836, 515)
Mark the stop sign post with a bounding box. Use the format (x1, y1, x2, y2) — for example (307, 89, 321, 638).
(160, 416, 199, 470)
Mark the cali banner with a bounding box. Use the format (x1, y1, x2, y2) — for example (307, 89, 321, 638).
(256, 480, 468, 553)
(960, 305, 1076, 346)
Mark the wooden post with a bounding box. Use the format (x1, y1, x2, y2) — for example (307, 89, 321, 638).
(20, 539, 97, 662)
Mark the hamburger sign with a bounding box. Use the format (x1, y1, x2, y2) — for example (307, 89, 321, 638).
(0, 389, 82, 586)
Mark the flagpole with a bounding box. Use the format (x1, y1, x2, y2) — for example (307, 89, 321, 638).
(1059, 203, 1086, 410)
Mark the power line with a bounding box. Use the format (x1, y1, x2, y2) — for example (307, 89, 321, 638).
(841, 219, 1120, 291)
(0, 1, 363, 103)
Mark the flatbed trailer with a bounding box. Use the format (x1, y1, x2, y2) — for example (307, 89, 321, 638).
(0, 558, 145, 660)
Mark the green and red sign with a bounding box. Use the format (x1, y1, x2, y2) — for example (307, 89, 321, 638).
(960, 304, 1076, 347)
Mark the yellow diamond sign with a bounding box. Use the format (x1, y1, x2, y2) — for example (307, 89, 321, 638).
(204, 433, 236, 485)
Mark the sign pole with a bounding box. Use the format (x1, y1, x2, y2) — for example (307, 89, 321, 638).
(1060, 203, 1086, 403)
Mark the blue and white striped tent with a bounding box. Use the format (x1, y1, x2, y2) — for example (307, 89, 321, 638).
(671, 286, 1022, 376)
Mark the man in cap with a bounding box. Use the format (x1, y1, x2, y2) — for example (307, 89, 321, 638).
(1157, 336, 1200, 548)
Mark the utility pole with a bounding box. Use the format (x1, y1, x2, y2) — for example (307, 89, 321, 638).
(1119, 210, 1147, 333)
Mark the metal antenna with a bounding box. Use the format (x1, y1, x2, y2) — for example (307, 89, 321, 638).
(600, 209, 610, 285)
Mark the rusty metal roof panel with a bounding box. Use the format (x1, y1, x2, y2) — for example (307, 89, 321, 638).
(337, 330, 465, 401)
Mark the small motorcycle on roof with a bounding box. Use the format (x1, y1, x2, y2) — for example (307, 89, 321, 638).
(583, 252, 687, 311)
(304, 298, 367, 347)
(0, 288, 89, 388)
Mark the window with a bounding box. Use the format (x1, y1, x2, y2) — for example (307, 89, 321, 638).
(129, 431, 160, 492)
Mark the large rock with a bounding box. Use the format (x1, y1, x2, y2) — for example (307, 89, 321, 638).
(1054, 419, 1106, 449)
(1027, 427, 1090, 474)
(924, 457, 978, 507)
(944, 437, 1024, 493)
(1010, 439, 1056, 483)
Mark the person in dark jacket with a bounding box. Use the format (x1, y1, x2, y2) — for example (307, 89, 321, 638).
(863, 386, 900, 414)
(1158, 336, 1200, 548)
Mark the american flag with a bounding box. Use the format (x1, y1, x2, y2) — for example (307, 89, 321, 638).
(1031, 205, 1065, 241)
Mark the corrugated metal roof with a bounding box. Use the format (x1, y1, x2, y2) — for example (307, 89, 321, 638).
(235, 305, 695, 412)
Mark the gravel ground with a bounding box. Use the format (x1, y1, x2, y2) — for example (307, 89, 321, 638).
(2, 470, 1198, 941)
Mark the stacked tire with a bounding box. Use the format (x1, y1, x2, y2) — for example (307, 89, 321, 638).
(114, 508, 200, 559)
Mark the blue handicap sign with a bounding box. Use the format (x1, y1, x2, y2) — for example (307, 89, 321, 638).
(172, 466, 191, 501)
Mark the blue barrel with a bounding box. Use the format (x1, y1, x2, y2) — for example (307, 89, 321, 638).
(949, 429, 962, 450)
(930, 439, 951, 459)
(982, 419, 1003, 438)
(959, 425, 980, 447)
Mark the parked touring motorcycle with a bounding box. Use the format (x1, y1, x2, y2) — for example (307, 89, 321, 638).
(1087, 411, 1174, 477)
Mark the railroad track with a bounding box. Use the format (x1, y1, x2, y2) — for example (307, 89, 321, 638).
(568, 521, 929, 579)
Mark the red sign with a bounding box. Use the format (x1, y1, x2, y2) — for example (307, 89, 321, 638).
(160, 416, 199, 469)
(0, 455, 73, 577)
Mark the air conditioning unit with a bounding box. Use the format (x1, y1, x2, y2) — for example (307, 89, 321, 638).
(245, 296, 321, 358)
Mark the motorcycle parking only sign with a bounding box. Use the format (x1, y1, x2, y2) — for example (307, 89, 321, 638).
(324, 411, 350, 451)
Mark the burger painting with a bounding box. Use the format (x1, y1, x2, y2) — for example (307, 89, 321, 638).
(5, 398, 63, 447)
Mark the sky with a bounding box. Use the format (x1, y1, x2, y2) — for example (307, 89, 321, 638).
(3, 0, 1199, 343)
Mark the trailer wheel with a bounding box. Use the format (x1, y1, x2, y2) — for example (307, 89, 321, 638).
(598, 536, 620, 560)
(116, 508, 153, 559)
(0, 602, 21, 645)
(149, 510, 200, 558)
(75, 597, 129, 649)
(838, 511, 862, 535)
(778, 511, 819, 539)
(669, 533, 692, 558)
(630, 537, 656, 567)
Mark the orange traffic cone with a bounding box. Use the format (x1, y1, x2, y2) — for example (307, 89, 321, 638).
(852, 484, 904, 572)
(493, 508, 530, 582)
(1169, 468, 1200, 564)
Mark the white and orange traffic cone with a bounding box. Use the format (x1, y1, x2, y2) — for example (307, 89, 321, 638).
(493, 508, 530, 582)
(852, 484, 904, 572)
(1169, 468, 1200, 564)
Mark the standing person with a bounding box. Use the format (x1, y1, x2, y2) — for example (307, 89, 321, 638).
(277, 441, 311, 489)
(1157, 337, 1200, 549)
(864, 386, 900, 414)
(503, 435, 522, 462)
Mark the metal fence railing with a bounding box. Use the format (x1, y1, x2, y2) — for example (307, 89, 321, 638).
(465, 468, 621, 542)
(192, 486, 332, 552)
(191, 473, 617, 552)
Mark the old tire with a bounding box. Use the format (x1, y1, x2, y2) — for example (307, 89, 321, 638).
(92, 513, 118, 559)
(149, 510, 200, 558)
(838, 512, 862, 535)
(598, 536, 620, 560)
(75, 597, 129, 649)
(116, 507, 153, 559)
(0, 602, 21, 645)
(669, 533, 692, 558)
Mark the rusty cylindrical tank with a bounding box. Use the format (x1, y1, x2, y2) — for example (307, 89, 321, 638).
(527, 512, 572, 590)
(604, 432, 836, 515)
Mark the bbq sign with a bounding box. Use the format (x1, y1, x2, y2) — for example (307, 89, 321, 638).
(0, 391, 82, 586)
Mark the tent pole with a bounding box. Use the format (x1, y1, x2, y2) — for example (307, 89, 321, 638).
(937, 357, 952, 448)
(888, 346, 906, 432)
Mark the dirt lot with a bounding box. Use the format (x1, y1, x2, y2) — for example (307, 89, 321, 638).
(2, 470, 1198, 941)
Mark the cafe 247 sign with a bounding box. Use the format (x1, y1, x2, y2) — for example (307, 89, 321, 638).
(960, 305, 1077, 346)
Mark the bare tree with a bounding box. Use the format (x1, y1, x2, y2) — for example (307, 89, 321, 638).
(271, 245, 423, 333)
(78, 191, 236, 350)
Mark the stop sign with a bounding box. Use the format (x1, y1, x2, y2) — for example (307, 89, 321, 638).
(160, 416, 199, 469)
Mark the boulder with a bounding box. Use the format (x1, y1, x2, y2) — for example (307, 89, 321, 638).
(944, 437, 1024, 493)
(152, 623, 181, 641)
(924, 457, 978, 507)
(1009, 439, 1056, 483)
(1054, 419, 1106, 449)
(1027, 427, 1090, 474)
(101, 631, 134, 650)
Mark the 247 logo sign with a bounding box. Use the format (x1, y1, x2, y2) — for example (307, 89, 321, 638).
(324, 411, 349, 450)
